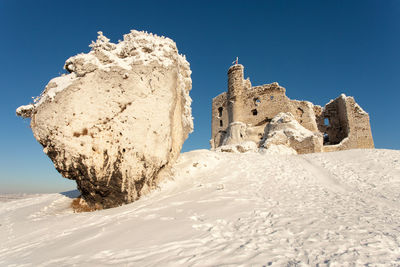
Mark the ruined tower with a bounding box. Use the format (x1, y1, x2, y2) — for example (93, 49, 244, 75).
(227, 64, 245, 123)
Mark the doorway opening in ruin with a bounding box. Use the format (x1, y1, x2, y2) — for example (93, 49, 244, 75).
(218, 107, 223, 117)
(216, 130, 227, 147)
(252, 109, 258, 116)
(321, 115, 348, 146)
(323, 133, 329, 145)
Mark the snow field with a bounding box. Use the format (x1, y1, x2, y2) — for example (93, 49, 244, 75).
(1, 149, 400, 266)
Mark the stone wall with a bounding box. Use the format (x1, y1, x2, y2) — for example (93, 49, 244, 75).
(320, 95, 374, 152)
(211, 92, 229, 149)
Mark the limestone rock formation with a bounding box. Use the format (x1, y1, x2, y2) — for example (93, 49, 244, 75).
(261, 112, 323, 154)
(16, 30, 193, 209)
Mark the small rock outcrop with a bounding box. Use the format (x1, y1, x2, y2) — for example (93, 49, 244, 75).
(16, 30, 193, 209)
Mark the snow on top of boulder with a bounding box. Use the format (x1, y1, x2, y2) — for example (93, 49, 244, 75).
(16, 104, 35, 118)
(16, 30, 193, 131)
(37, 73, 78, 105)
(16, 72, 78, 117)
(65, 30, 182, 73)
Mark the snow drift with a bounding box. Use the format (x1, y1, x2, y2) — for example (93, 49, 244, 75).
(1, 149, 400, 266)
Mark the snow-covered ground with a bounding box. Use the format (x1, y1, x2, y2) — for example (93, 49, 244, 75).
(1, 149, 400, 266)
(0, 194, 41, 203)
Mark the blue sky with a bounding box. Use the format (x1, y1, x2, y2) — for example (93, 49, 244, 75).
(1, 0, 399, 193)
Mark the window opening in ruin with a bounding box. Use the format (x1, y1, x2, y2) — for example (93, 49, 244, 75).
(218, 107, 223, 117)
(297, 107, 304, 116)
(252, 109, 258, 116)
(219, 120, 223, 127)
(270, 96, 274, 100)
(323, 114, 348, 145)
(254, 98, 261, 106)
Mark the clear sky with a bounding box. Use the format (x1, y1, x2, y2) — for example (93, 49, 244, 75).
(1, 0, 399, 193)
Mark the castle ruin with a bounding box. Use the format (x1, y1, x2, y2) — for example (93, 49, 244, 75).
(211, 64, 374, 154)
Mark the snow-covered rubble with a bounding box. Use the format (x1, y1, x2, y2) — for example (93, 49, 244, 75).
(262, 112, 323, 154)
(217, 113, 323, 154)
(1, 149, 400, 266)
(216, 141, 258, 153)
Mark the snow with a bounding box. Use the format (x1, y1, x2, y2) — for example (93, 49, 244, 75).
(260, 144, 297, 155)
(15, 104, 35, 118)
(15, 104, 34, 114)
(66, 30, 182, 72)
(16, 72, 78, 116)
(36, 73, 78, 106)
(216, 141, 258, 153)
(0, 194, 41, 203)
(354, 103, 368, 115)
(1, 149, 400, 266)
(324, 93, 368, 116)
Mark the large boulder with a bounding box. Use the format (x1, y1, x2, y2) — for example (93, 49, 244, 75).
(16, 30, 193, 209)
